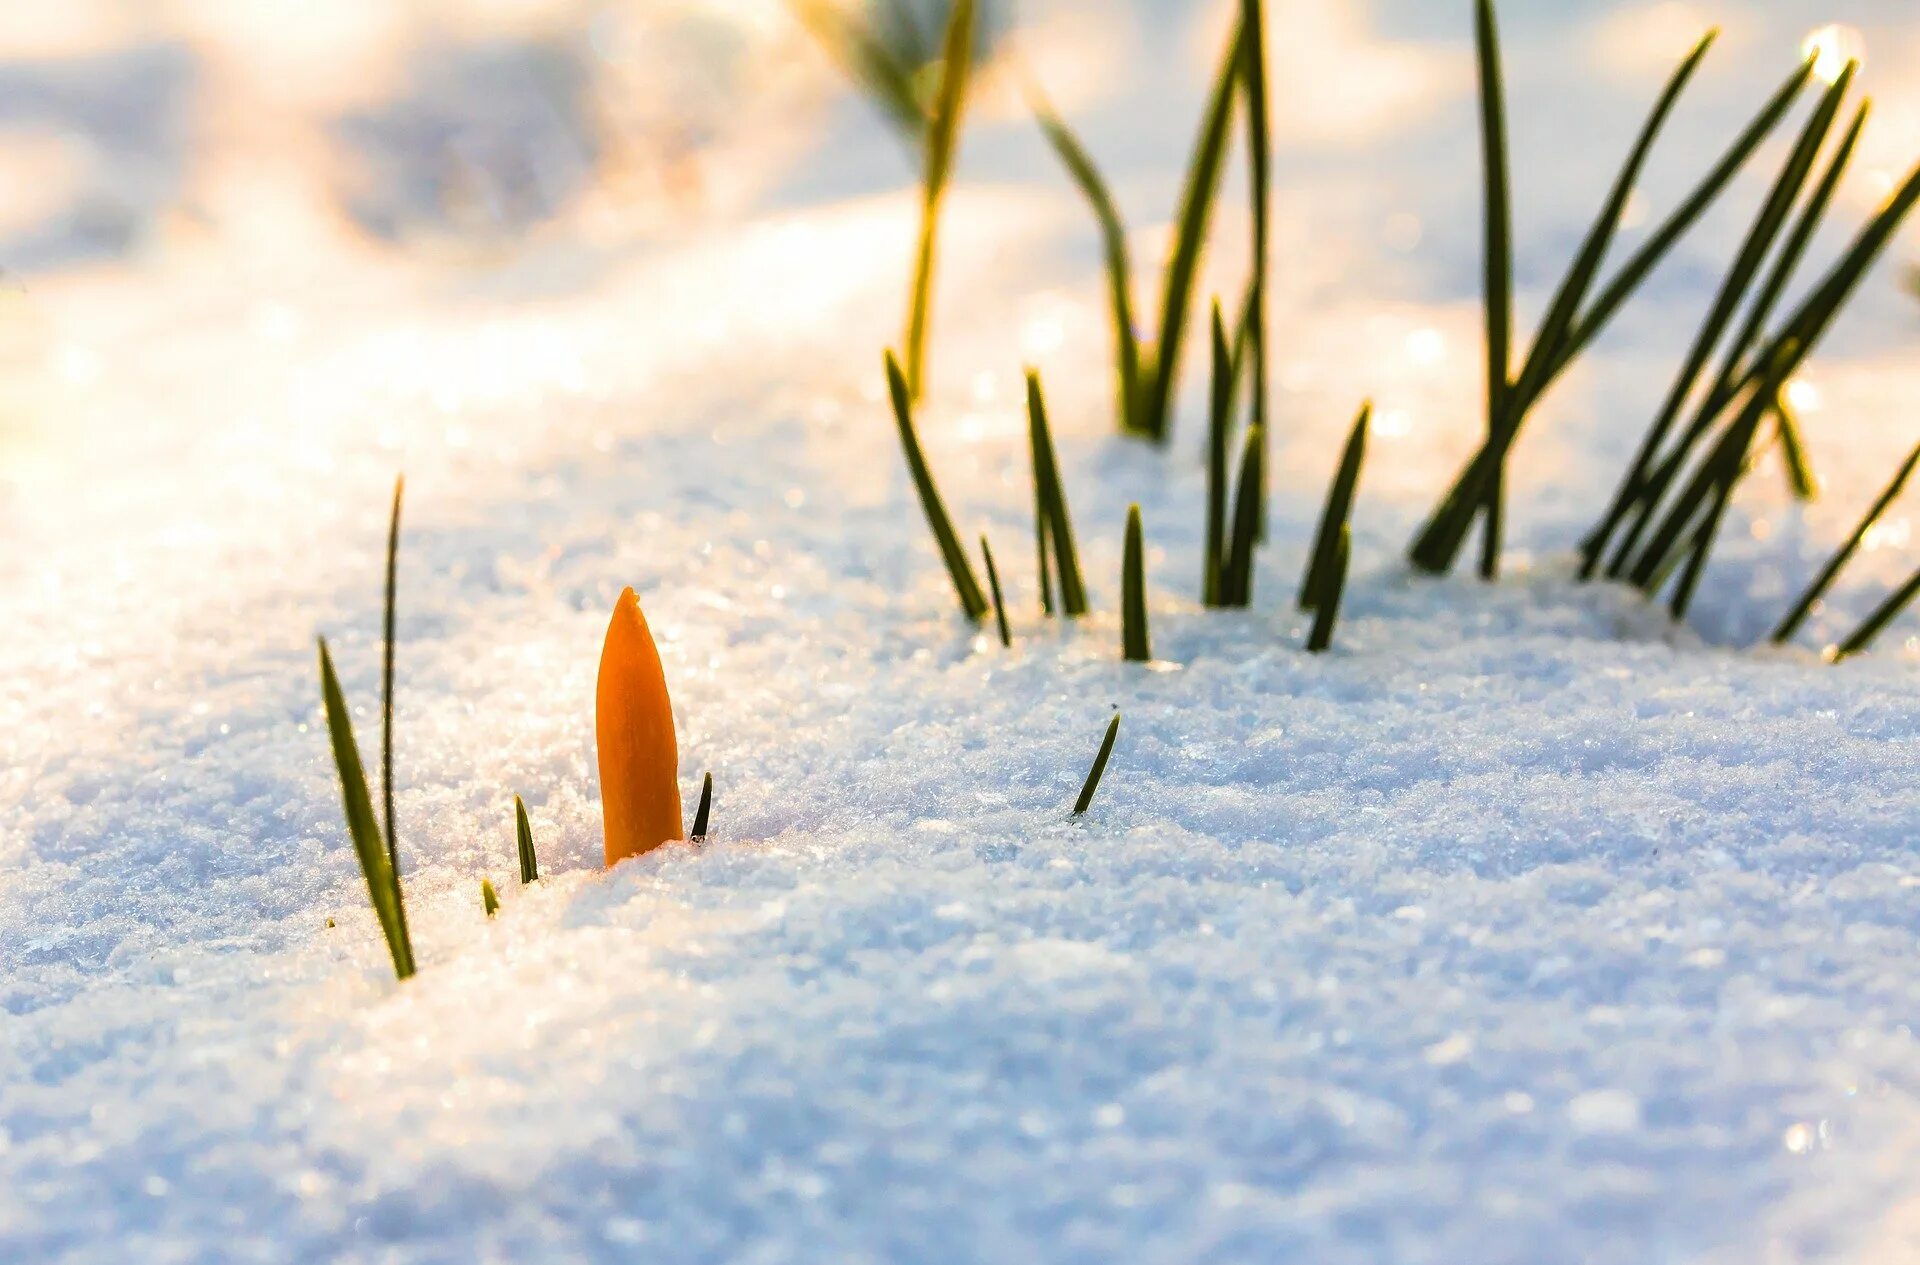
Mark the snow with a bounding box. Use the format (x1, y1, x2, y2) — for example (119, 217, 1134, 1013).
(3, 1, 1920, 1261)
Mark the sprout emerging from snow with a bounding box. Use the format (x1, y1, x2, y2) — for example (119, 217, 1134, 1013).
(596, 586, 685, 866)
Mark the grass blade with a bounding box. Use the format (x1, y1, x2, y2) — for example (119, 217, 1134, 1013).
(318, 638, 415, 980)
(1204, 302, 1233, 606)
(1072, 713, 1122, 816)
(1240, 0, 1271, 516)
(482, 878, 500, 918)
(1035, 507, 1055, 615)
(1830, 566, 1920, 661)
(1302, 404, 1370, 611)
(982, 534, 1012, 647)
(1030, 83, 1141, 435)
(1219, 424, 1265, 608)
(382, 475, 402, 879)
(886, 350, 989, 620)
(1772, 443, 1920, 644)
(1028, 371, 1089, 616)
(690, 771, 714, 841)
(903, 0, 976, 399)
(1122, 505, 1150, 662)
(1137, 17, 1246, 444)
(1474, 0, 1513, 578)
(515, 794, 538, 884)
(1774, 400, 1818, 501)
(1305, 527, 1350, 654)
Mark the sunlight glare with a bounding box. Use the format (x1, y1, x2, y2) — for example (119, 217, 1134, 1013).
(1802, 24, 1865, 84)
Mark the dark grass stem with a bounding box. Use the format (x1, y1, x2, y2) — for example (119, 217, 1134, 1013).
(1073, 713, 1122, 815)
(482, 879, 500, 918)
(982, 535, 1013, 648)
(515, 795, 538, 884)
(1122, 506, 1150, 662)
(1474, 0, 1512, 579)
(1239, 0, 1271, 527)
(1772, 444, 1920, 644)
(1028, 372, 1089, 615)
(1831, 567, 1920, 661)
(1204, 303, 1234, 606)
(886, 351, 990, 621)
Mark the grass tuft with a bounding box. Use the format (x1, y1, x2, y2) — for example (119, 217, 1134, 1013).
(886, 350, 990, 621)
(981, 534, 1012, 648)
(1028, 371, 1089, 616)
(1302, 404, 1369, 611)
(691, 771, 714, 841)
(1409, 25, 1812, 576)
(1582, 64, 1855, 578)
(515, 794, 538, 884)
(1773, 443, 1920, 645)
(1122, 505, 1150, 662)
(482, 878, 500, 918)
(902, 0, 976, 399)
(318, 638, 416, 980)
(1032, 15, 1246, 442)
(1073, 712, 1122, 816)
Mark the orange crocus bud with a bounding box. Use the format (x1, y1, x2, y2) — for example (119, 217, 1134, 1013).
(596, 586, 684, 865)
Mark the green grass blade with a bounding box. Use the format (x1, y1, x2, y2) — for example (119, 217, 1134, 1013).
(1831, 566, 1920, 661)
(1029, 83, 1142, 435)
(1240, 0, 1271, 474)
(1474, 0, 1513, 578)
(1772, 443, 1920, 644)
(691, 771, 714, 841)
(1138, 18, 1246, 444)
(886, 350, 990, 620)
(1035, 507, 1055, 615)
(1073, 713, 1122, 815)
(1773, 399, 1818, 501)
(482, 878, 500, 918)
(318, 638, 415, 980)
(1303, 404, 1370, 610)
(1305, 526, 1350, 654)
(1204, 302, 1233, 606)
(514, 794, 538, 884)
(982, 534, 1012, 648)
(1122, 505, 1150, 662)
(1027, 371, 1089, 615)
(903, 0, 976, 399)
(1220, 424, 1265, 607)
(382, 475, 402, 879)
(1579, 64, 1849, 578)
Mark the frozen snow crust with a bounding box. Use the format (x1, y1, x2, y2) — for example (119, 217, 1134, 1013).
(4, 1, 1920, 1261)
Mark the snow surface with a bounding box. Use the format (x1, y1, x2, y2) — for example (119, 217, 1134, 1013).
(3, 1, 1920, 1261)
